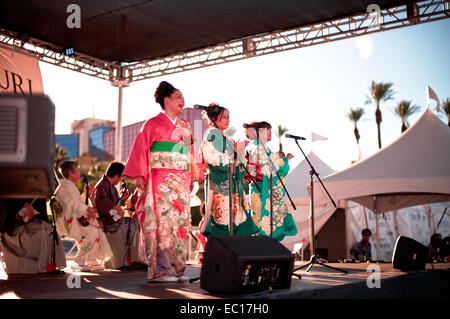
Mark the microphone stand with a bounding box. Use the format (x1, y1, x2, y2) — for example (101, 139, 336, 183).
(290, 138, 347, 275)
(189, 116, 261, 285)
(120, 182, 132, 268)
(48, 195, 64, 274)
(253, 128, 296, 239)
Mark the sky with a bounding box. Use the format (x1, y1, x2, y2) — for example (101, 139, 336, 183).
(39, 19, 450, 172)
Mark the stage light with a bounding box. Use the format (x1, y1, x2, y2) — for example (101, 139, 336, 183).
(65, 48, 75, 56)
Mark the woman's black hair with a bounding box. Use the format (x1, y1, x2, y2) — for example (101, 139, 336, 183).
(154, 81, 177, 109)
(204, 103, 228, 125)
(244, 121, 272, 140)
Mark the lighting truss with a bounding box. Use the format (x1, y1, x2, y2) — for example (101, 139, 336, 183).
(1, 0, 448, 85)
(0, 28, 118, 82)
(128, 0, 450, 82)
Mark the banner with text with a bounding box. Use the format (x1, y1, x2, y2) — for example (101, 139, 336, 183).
(0, 45, 44, 95)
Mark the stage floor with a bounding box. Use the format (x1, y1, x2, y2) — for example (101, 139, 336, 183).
(1, 260, 449, 299)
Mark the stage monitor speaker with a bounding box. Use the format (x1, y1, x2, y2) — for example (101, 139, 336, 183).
(200, 236, 295, 294)
(0, 94, 56, 199)
(392, 236, 428, 271)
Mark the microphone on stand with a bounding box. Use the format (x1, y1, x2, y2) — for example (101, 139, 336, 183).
(243, 123, 257, 129)
(82, 174, 90, 185)
(193, 104, 220, 111)
(285, 134, 307, 140)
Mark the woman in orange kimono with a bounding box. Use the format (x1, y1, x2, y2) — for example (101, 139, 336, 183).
(122, 81, 202, 282)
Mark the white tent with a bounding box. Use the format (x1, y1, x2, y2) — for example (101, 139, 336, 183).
(313, 109, 450, 212)
(312, 109, 450, 259)
(281, 151, 336, 253)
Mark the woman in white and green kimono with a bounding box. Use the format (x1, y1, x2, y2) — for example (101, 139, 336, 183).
(245, 121, 297, 242)
(199, 104, 258, 237)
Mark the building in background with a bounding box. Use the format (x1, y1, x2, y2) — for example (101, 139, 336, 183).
(104, 121, 145, 161)
(55, 134, 79, 158)
(71, 118, 116, 157)
(55, 108, 208, 162)
(89, 126, 114, 161)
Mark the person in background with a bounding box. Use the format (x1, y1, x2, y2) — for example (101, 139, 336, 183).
(427, 233, 443, 262)
(349, 228, 372, 262)
(0, 198, 66, 274)
(93, 161, 144, 269)
(55, 160, 113, 271)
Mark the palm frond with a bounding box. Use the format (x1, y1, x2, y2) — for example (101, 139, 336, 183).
(347, 107, 365, 124)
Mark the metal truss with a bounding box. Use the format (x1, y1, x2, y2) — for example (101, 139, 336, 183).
(0, 28, 119, 82)
(1, 0, 448, 84)
(129, 0, 450, 82)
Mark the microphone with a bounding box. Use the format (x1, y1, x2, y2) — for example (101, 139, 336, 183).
(82, 174, 90, 185)
(243, 123, 257, 129)
(285, 134, 306, 140)
(193, 104, 220, 111)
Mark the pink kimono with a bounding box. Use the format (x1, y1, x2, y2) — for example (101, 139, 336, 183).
(122, 113, 202, 280)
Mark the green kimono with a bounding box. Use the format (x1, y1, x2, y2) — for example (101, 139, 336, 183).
(200, 128, 258, 236)
(247, 140, 297, 241)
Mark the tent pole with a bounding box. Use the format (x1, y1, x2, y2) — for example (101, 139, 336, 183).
(115, 84, 123, 161)
(374, 196, 380, 261)
(112, 65, 130, 162)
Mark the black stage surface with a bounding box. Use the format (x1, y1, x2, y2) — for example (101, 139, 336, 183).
(1, 260, 449, 299)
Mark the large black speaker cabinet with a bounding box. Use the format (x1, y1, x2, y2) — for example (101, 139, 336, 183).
(200, 236, 295, 294)
(0, 94, 56, 199)
(392, 236, 428, 271)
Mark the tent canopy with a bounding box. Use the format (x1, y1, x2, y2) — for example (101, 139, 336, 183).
(285, 151, 334, 198)
(313, 109, 450, 213)
(0, 0, 414, 63)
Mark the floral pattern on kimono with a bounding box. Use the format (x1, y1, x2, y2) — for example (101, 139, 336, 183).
(199, 128, 258, 237)
(122, 113, 203, 280)
(55, 179, 113, 265)
(246, 141, 297, 241)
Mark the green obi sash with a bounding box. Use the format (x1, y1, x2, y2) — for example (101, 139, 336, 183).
(150, 141, 190, 171)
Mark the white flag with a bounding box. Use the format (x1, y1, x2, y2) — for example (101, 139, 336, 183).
(426, 85, 440, 113)
(311, 132, 328, 142)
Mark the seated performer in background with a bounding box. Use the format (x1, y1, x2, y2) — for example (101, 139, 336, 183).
(55, 160, 113, 271)
(93, 161, 144, 269)
(199, 103, 258, 236)
(349, 228, 372, 262)
(245, 121, 297, 241)
(0, 198, 66, 274)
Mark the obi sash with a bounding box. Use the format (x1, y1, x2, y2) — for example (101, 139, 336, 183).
(150, 141, 190, 171)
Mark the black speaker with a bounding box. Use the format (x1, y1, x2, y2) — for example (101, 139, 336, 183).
(0, 94, 56, 199)
(200, 236, 295, 294)
(392, 236, 428, 271)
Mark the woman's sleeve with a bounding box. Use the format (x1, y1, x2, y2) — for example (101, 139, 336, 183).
(122, 121, 152, 184)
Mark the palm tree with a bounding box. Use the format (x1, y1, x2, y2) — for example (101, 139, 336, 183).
(441, 98, 450, 126)
(88, 163, 107, 184)
(393, 100, 421, 133)
(275, 125, 288, 153)
(366, 81, 395, 149)
(347, 107, 365, 159)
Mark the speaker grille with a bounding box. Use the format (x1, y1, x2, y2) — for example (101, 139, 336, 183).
(0, 97, 27, 163)
(0, 106, 18, 154)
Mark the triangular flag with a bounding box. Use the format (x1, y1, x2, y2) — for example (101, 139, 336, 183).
(426, 85, 440, 113)
(311, 132, 328, 142)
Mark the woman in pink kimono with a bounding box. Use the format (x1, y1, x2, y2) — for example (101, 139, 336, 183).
(122, 81, 202, 282)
